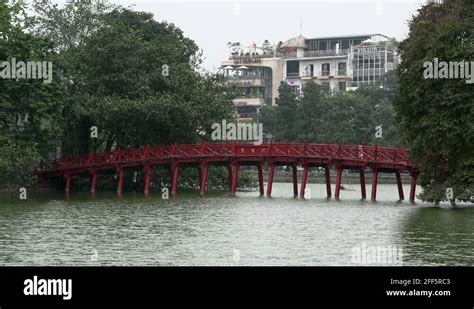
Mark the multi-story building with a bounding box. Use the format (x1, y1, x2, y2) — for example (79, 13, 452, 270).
(221, 44, 282, 120)
(221, 33, 399, 120)
(282, 34, 398, 93)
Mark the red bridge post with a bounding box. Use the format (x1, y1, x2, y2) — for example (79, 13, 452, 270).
(371, 167, 379, 201)
(90, 171, 97, 193)
(266, 162, 275, 197)
(325, 166, 332, 198)
(335, 166, 343, 199)
(359, 169, 366, 199)
(292, 163, 298, 197)
(171, 161, 180, 196)
(395, 171, 404, 200)
(199, 161, 209, 196)
(116, 167, 124, 196)
(64, 174, 72, 193)
(299, 164, 309, 199)
(409, 172, 418, 203)
(257, 163, 264, 196)
(230, 161, 240, 196)
(227, 164, 233, 193)
(144, 164, 152, 196)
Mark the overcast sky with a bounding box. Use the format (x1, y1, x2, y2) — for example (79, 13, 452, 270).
(54, 0, 429, 70)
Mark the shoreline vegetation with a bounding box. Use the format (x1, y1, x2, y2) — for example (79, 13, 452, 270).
(0, 1, 472, 204)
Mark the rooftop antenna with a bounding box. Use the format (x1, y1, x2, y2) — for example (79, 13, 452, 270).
(299, 20, 303, 36)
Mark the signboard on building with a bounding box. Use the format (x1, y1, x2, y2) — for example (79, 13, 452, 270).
(286, 79, 301, 86)
(233, 57, 262, 64)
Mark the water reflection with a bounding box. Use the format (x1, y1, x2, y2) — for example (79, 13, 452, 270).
(0, 184, 472, 266)
(399, 206, 474, 266)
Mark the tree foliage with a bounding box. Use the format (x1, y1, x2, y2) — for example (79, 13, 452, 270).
(262, 81, 401, 147)
(0, 0, 63, 187)
(393, 0, 473, 203)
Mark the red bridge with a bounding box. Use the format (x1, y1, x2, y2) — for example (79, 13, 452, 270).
(37, 143, 420, 202)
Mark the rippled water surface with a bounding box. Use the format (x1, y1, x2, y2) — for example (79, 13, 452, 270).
(0, 183, 473, 266)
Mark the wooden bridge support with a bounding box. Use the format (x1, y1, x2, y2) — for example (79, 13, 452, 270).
(64, 174, 72, 193)
(299, 165, 309, 199)
(292, 164, 298, 197)
(395, 171, 404, 200)
(266, 162, 275, 197)
(90, 171, 97, 193)
(230, 162, 240, 196)
(359, 169, 366, 199)
(257, 163, 264, 196)
(199, 162, 209, 196)
(371, 168, 379, 201)
(335, 166, 343, 200)
(171, 162, 180, 196)
(409, 172, 418, 203)
(144, 165, 152, 195)
(116, 167, 124, 195)
(325, 167, 332, 198)
(227, 164, 232, 192)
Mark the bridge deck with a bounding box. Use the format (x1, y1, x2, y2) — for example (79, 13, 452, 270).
(37, 143, 420, 202)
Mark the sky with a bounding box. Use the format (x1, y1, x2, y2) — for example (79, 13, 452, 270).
(53, 0, 430, 71)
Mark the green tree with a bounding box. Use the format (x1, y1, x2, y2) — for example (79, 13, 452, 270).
(67, 8, 234, 152)
(393, 0, 474, 203)
(296, 81, 329, 142)
(273, 82, 298, 142)
(0, 0, 63, 187)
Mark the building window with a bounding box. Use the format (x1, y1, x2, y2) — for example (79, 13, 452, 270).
(287, 60, 299, 77)
(338, 62, 346, 76)
(321, 63, 330, 76)
(290, 85, 300, 96)
(338, 82, 346, 92)
(319, 41, 327, 51)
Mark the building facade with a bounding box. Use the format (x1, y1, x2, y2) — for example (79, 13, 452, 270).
(221, 34, 399, 120)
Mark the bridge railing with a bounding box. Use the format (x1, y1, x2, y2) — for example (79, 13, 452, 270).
(43, 143, 411, 172)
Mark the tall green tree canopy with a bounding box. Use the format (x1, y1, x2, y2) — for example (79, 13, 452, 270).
(0, 0, 63, 187)
(263, 81, 401, 147)
(394, 0, 473, 203)
(65, 8, 234, 152)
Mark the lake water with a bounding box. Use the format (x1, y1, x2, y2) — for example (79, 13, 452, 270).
(0, 183, 472, 266)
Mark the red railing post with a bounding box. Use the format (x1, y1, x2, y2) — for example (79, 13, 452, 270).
(267, 161, 275, 197)
(371, 167, 379, 201)
(360, 169, 367, 199)
(171, 161, 180, 196)
(257, 162, 265, 196)
(335, 166, 344, 199)
(325, 166, 332, 198)
(299, 163, 309, 199)
(409, 172, 418, 203)
(230, 161, 239, 196)
(395, 170, 404, 200)
(144, 164, 152, 196)
(292, 163, 298, 197)
(199, 161, 209, 196)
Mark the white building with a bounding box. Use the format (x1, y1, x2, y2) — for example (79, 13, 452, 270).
(220, 34, 399, 120)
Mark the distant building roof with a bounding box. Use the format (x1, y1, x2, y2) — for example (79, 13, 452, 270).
(282, 35, 307, 48)
(305, 34, 389, 41)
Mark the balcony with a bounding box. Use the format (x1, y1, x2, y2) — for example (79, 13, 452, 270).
(336, 70, 350, 79)
(305, 49, 349, 58)
(317, 71, 332, 79)
(233, 98, 265, 106)
(226, 76, 267, 87)
(286, 72, 300, 78)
